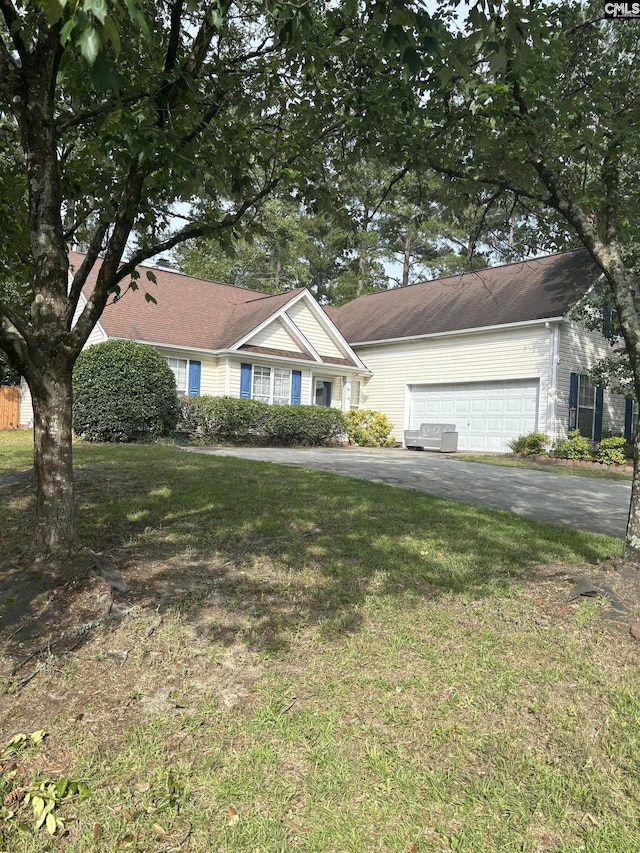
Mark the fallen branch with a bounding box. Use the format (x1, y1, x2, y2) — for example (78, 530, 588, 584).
(152, 819, 192, 853)
(11, 614, 116, 676)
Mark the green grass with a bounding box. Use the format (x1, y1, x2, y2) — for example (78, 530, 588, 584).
(2, 431, 639, 852)
(454, 453, 633, 481)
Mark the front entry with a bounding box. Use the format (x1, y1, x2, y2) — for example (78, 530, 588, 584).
(315, 379, 333, 407)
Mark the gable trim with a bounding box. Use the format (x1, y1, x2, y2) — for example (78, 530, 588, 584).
(233, 310, 322, 363)
(279, 311, 322, 362)
(229, 289, 367, 371)
(289, 290, 369, 370)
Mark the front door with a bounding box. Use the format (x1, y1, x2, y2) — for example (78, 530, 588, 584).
(315, 379, 333, 407)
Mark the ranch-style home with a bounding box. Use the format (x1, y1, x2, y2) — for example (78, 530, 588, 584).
(18, 248, 634, 453)
(18, 252, 369, 429)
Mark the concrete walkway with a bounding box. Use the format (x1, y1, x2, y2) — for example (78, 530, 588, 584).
(185, 446, 630, 540)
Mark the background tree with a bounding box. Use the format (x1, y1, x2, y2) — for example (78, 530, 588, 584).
(0, 0, 419, 558)
(415, 0, 640, 560)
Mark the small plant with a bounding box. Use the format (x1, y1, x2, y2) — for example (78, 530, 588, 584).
(508, 432, 549, 456)
(554, 430, 593, 461)
(345, 409, 395, 447)
(596, 436, 627, 465)
(25, 778, 92, 836)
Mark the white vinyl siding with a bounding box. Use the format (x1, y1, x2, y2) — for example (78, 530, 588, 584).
(246, 319, 302, 352)
(287, 301, 345, 360)
(556, 321, 627, 440)
(351, 379, 361, 410)
(156, 350, 221, 397)
(354, 325, 551, 444)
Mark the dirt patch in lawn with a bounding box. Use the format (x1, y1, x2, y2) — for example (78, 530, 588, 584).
(2, 546, 640, 751)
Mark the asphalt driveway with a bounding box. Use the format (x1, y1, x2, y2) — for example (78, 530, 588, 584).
(185, 446, 630, 540)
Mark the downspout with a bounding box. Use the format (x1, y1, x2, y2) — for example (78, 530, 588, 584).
(545, 321, 560, 446)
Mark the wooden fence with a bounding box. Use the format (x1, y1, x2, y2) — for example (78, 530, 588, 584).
(0, 385, 20, 430)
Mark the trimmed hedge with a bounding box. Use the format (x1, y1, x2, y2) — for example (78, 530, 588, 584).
(180, 395, 345, 446)
(345, 409, 395, 447)
(73, 340, 179, 442)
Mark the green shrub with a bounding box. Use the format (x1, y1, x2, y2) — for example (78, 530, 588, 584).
(596, 435, 627, 465)
(508, 432, 549, 456)
(554, 430, 593, 461)
(264, 404, 345, 446)
(180, 396, 345, 446)
(180, 396, 268, 443)
(345, 409, 396, 447)
(73, 340, 179, 442)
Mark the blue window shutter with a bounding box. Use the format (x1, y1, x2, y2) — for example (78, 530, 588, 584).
(568, 373, 578, 431)
(594, 386, 604, 441)
(240, 363, 252, 399)
(603, 306, 611, 337)
(291, 370, 301, 405)
(188, 360, 201, 396)
(625, 398, 634, 440)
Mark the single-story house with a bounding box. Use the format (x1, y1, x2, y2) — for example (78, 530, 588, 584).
(18, 248, 633, 453)
(18, 252, 370, 427)
(328, 249, 633, 451)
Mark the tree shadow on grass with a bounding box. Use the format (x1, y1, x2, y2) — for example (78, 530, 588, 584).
(0, 447, 621, 666)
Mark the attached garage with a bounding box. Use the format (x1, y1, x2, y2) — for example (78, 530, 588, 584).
(408, 380, 540, 452)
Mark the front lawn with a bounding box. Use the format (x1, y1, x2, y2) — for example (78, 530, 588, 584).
(2, 431, 639, 852)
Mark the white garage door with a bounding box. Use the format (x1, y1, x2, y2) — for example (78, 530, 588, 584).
(408, 380, 540, 452)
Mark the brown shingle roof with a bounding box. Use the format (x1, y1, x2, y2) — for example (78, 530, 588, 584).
(71, 252, 304, 351)
(328, 250, 599, 344)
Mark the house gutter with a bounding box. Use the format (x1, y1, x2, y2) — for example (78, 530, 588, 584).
(108, 337, 371, 374)
(347, 316, 567, 348)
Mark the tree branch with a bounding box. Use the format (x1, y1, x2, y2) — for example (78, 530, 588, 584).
(163, 0, 184, 75)
(66, 220, 111, 321)
(0, 0, 28, 62)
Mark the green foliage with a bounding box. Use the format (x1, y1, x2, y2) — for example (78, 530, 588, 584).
(0, 730, 89, 842)
(263, 403, 346, 446)
(73, 341, 179, 442)
(554, 431, 593, 462)
(508, 432, 549, 457)
(596, 436, 628, 466)
(180, 396, 268, 443)
(345, 409, 396, 447)
(180, 396, 345, 446)
(24, 778, 91, 837)
(0, 731, 46, 759)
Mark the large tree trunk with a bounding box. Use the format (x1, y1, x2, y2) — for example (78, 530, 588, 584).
(624, 424, 640, 563)
(29, 366, 76, 556)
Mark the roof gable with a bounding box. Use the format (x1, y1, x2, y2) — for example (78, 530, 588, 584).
(71, 253, 364, 369)
(328, 250, 600, 344)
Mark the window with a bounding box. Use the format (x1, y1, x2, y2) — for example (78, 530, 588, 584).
(166, 357, 187, 395)
(251, 365, 291, 405)
(569, 373, 602, 440)
(577, 375, 596, 437)
(166, 358, 201, 396)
